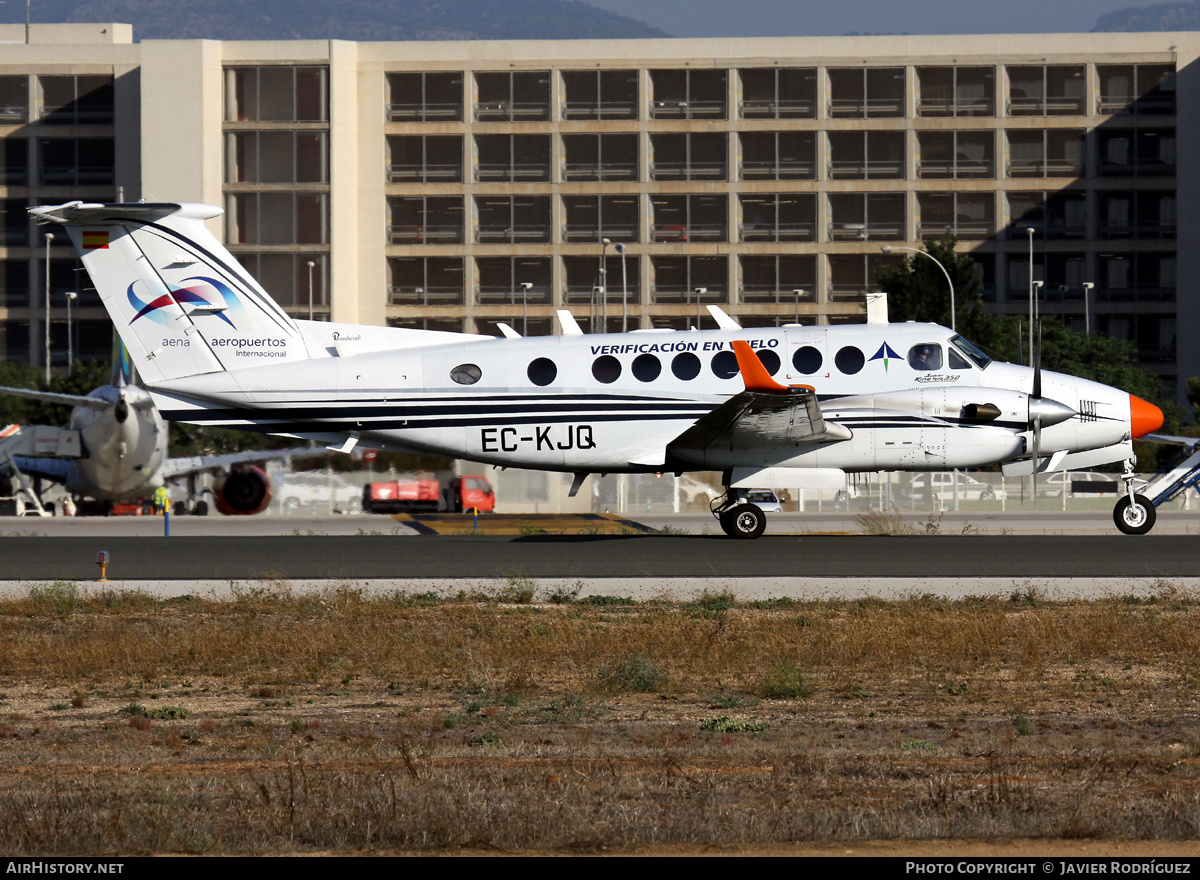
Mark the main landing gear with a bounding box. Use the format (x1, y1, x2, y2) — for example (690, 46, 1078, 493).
(1113, 458, 1156, 536)
(711, 489, 767, 539)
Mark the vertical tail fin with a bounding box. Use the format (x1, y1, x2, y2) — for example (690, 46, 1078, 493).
(31, 202, 307, 385)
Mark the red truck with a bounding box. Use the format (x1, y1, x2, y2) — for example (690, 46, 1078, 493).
(362, 474, 495, 514)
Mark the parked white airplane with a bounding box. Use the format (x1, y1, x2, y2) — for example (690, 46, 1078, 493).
(30, 201, 1165, 535)
(0, 372, 305, 515)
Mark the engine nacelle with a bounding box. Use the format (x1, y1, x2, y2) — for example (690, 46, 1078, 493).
(214, 466, 271, 515)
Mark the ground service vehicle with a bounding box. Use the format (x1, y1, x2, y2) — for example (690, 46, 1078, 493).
(362, 474, 494, 514)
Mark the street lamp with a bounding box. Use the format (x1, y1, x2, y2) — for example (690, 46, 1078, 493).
(1082, 282, 1094, 336)
(520, 282, 532, 336)
(880, 245, 955, 332)
(694, 287, 706, 329)
(43, 232, 53, 382)
(306, 260, 316, 321)
(792, 289, 805, 325)
(615, 243, 628, 333)
(63, 291, 77, 372)
(1027, 227, 1036, 358)
(599, 237, 611, 333)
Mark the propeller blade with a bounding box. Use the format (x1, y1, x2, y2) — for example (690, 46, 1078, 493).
(1032, 415, 1041, 498)
(1032, 320, 1042, 401)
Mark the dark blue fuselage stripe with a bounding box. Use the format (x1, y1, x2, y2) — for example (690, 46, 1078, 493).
(159, 402, 715, 421)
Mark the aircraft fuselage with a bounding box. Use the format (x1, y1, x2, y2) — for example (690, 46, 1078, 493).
(148, 321, 1137, 477)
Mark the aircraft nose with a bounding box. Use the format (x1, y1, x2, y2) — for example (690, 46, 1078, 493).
(1129, 394, 1163, 438)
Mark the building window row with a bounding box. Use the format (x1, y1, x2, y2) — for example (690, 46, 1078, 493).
(0, 75, 114, 126)
(382, 63, 1175, 123)
(379, 128, 1175, 184)
(0, 137, 115, 187)
(382, 252, 1174, 310)
(382, 189, 1176, 246)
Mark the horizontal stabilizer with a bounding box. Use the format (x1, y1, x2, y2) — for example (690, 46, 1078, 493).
(0, 385, 109, 411)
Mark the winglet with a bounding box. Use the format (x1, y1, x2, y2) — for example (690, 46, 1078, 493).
(731, 340, 788, 393)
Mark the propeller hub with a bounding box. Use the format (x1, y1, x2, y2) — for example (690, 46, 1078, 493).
(1028, 397, 1076, 429)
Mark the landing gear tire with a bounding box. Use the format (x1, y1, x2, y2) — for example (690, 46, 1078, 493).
(719, 503, 766, 539)
(1113, 494, 1156, 536)
(193, 500, 209, 517)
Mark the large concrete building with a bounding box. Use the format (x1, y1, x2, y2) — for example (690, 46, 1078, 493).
(0, 24, 1196, 404)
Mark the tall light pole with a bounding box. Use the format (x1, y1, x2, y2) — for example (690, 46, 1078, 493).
(615, 243, 627, 333)
(306, 260, 316, 321)
(880, 245, 955, 332)
(1027, 227, 1036, 358)
(599, 237, 611, 333)
(64, 291, 77, 372)
(1082, 281, 1094, 336)
(520, 282, 532, 336)
(792, 289, 805, 325)
(43, 232, 53, 382)
(694, 287, 706, 329)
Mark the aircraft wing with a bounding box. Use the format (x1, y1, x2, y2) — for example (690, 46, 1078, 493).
(3, 456, 75, 485)
(0, 385, 109, 411)
(1144, 433, 1200, 450)
(160, 446, 315, 480)
(667, 341, 851, 457)
(668, 387, 849, 454)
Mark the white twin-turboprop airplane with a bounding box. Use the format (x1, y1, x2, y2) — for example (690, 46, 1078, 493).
(30, 200, 1165, 536)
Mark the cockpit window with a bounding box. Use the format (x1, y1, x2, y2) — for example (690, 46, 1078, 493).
(950, 335, 992, 370)
(908, 343, 942, 371)
(948, 347, 972, 370)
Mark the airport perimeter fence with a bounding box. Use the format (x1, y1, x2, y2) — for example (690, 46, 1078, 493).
(250, 465, 1193, 517)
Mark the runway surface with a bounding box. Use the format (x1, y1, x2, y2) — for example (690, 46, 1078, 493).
(1, 532, 1197, 580)
(2, 511, 1198, 600)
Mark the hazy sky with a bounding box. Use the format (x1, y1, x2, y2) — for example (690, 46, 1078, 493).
(588, 0, 1170, 38)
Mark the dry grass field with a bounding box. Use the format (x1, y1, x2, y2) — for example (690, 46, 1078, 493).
(0, 577, 1198, 855)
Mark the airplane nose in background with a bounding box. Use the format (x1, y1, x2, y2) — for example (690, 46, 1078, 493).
(1129, 394, 1164, 438)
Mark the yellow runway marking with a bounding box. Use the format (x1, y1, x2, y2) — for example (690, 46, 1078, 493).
(390, 512, 654, 535)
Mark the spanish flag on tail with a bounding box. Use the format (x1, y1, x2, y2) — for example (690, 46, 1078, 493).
(82, 230, 109, 249)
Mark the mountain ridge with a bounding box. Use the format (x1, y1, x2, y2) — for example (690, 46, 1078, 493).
(0, 0, 672, 41)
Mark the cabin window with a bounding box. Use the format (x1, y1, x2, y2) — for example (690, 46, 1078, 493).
(450, 363, 481, 385)
(527, 357, 557, 386)
(792, 345, 822, 374)
(671, 352, 701, 380)
(632, 353, 662, 382)
(711, 350, 739, 379)
(756, 349, 781, 375)
(592, 355, 621, 384)
(835, 346, 865, 375)
(908, 343, 943, 370)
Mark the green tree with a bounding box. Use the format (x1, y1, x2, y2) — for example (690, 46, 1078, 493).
(874, 236, 1006, 355)
(875, 240, 1180, 468)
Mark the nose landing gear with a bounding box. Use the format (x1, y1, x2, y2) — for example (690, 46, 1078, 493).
(1114, 458, 1156, 536)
